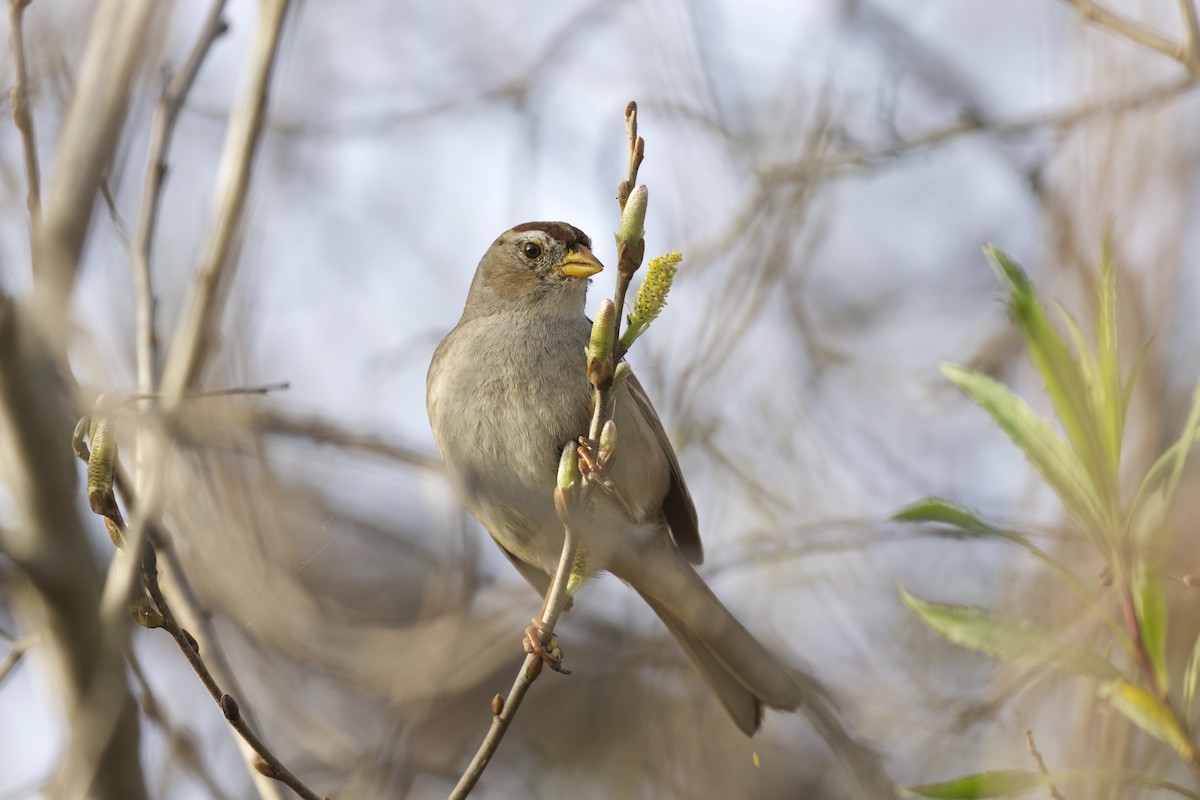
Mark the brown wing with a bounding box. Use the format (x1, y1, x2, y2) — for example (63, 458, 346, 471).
(625, 372, 703, 564)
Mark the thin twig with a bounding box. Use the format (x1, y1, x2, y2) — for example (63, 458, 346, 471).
(128, 380, 290, 402)
(0, 298, 148, 798)
(108, 463, 287, 799)
(8, 0, 41, 228)
(1025, 728, 1066, 800)
(1058, 0, 1189, 67)
(132, 0, 230, 396)
(447, 514, 580, 800)
(159, 0, 293, 406)
(30, 0, 158, 330)
(140, 544, 326, 800)
(0, 635, 35, 686)
(1178, 0, 1200, 69)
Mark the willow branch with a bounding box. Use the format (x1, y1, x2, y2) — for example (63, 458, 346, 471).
(159, 0, 293, 406)
(8, 0, 41, 228)
(1179, 0, 1200, 68)
(0, 299, 148, 799)
(1059, 0, 1190, 68)
(132, 0, 230, 396)
(139, 545, 326, 800)
(448, 509, 579, 800)
(30, 0, 158, 331)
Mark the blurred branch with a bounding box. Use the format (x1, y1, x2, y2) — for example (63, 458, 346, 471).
(139, 544, 326, 800)
(8, 0, 41, 228)
(30, 0, 158, 331)
(0, 634, 34, 686)
(0, 299, 148, 799)
(813, 77, 1194, 176)
(132, 0, 230, 395)
(254, 409, 442, 470)
(131, 657, 238, 800)
(70, 430, 318, 800)
(160, 0, 293, 405)
(1025, 729, 1066, 800)
(1181, 0, 1200, 66)
(102, 457, 290, 800)
(1062, 0, 1182, 57)
(1058, 0, 1197, 73)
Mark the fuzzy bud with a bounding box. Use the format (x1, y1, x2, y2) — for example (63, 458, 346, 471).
(557, 442, 580, 491)
(588, 299, 617, 363)
(599, 420, 617, 460)
(616, 185, 648, 247)
(620, 250, 682, 350)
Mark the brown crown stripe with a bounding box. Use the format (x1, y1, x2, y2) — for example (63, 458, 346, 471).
(510, 221, 592, 250)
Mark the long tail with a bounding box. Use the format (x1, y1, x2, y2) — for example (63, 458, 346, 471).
(625, 557, 895, 795)
(621, 554, 803, 735)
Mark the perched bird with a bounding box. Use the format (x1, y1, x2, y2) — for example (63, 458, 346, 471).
(427, 221, 802, 735)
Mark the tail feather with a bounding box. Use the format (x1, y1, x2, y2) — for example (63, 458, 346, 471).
(638, 591, 764, 735)
(617, 552, 804, 722)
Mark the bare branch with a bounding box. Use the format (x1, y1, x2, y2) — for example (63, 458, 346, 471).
(1058, 0, 1189, 67)
(159, 0, 293, 405)
(132, 0, 230, 396)
(30, 0, 158, 330)
(0, 299, 148, 799)
(139, 544, 326, 800)
(8, 0, 41, 228)
(449, 500, 580, 800)
(0, 634, 35, 687)
(1024, 728, 1066, 800)
(1179, 0, 1200, 67)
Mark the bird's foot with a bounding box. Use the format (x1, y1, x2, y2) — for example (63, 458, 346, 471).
(524, 619, 570, 674)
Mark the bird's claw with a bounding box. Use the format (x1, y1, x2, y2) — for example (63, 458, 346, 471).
(524, 619, 570, 674)
(575, 437, 614, 481)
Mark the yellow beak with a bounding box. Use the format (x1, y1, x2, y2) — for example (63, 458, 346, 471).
(556, 245, 604, 278)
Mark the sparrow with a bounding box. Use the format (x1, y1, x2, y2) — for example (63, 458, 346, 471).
(426, 221, 802, 734)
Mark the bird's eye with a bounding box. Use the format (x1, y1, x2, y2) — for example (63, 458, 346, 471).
(522, 241, 542, 260)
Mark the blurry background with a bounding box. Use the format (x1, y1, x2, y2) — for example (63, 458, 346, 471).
(0, 0, 1198, 798)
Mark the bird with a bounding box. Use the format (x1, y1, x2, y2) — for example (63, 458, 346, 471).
(426, 220, 803, 735)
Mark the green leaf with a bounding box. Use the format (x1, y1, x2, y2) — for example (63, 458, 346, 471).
(906, 770, 1200, 799)
(1101, 680, 1195, 761)
(1096, 243, 1123, 479)
(1121, 337, 1153, 422)
(1183, 631, 1200, 725)
(904, 770, 1049, 798)
(985, 246, 1113, 522)
(1134, 559, 1169, 690)
(941, 363, 1104, 537)
(1129, 379, 1200, 547)
(891, 498, 1003, 535)
(900, 588, 1121, 681)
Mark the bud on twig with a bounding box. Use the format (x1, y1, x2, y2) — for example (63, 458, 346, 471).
(87, 417, 119, 518)
(615, 185, 647, 248)
(587, 300, 617, 387)
(599, 420, 617, 464)
(557, 442, 580, 492)
(588, 300, 616, 363)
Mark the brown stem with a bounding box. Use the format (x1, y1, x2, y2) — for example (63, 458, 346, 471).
(8, 0, 41, 228)
(141, 544, 327, 800)
(131, 0, 229, 396)
(159, 0, 293, 406)
(448, 497, 580, 800)
(1059, 0, 1191, 70)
